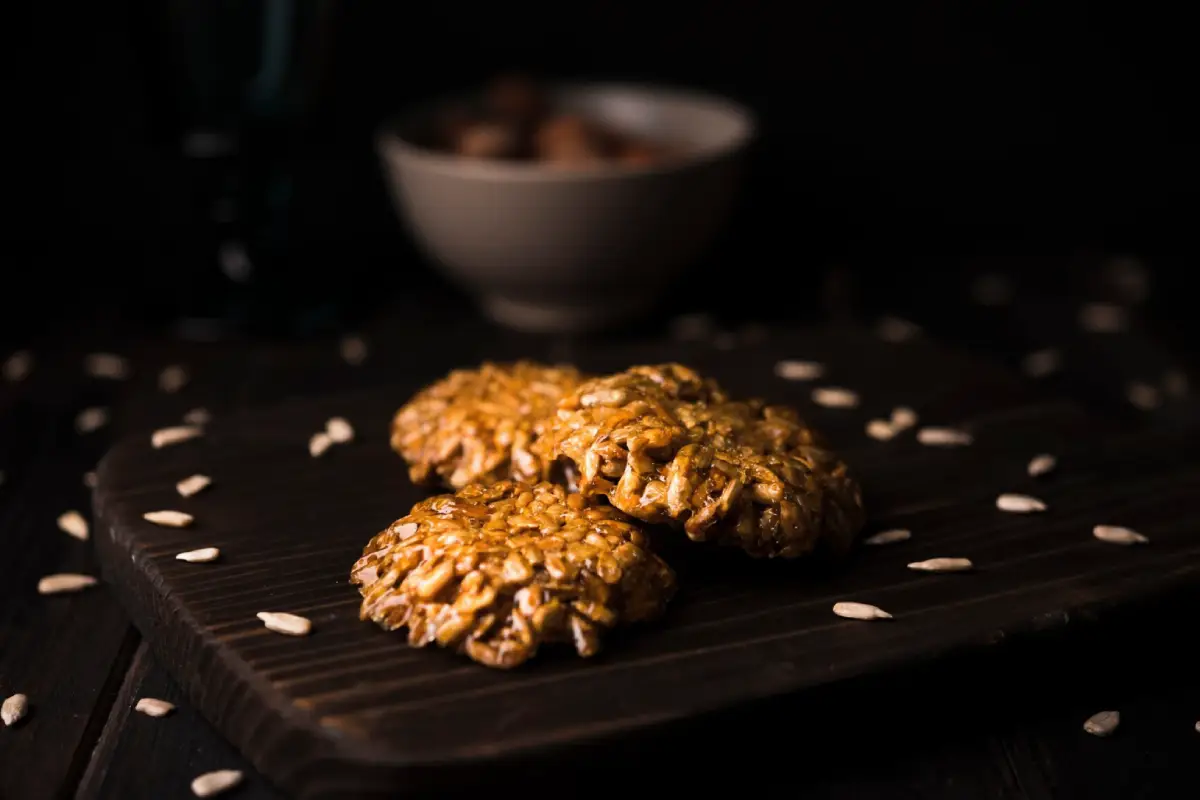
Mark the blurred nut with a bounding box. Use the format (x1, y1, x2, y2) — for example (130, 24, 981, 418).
(455, 121, 523, 160)
(486, 73, 546, 124)
(535, 114, 615, 165)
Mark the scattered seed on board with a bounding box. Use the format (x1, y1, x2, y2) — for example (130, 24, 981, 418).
(57, 510, 89, 541)
(83, 471, 97, 488)
(135, 697, 176, 717)
(1093, 525, 1149, 545)
(917, 427, 973, 447)
(1126, 381, 1161, 411)
(833, 601, 892, 621)
(970, 272, 1013, 306)
(38, 573, 97, 595)
(176, 547, 220, 563)
(191, 769, 244, 797)
(890, 406, 918, 429)
(309, 431, 333, 458)
(257, 611, 312, 636)
(76, 406, 109, 434)
(1163, 369, 1189, 399)
(158, 364, 189, 394)
(1078, 302, 1128, 334)
(152, 425, 202, 449)
(340, 333, 368, 365)
(864, 528, 911, 546)
(774, 359, 824, 381)
(908, 557, 973, 573)
(2, 693, 29, 726)
(325, 417, 354, 444)
(176, 474, 212, 498)
(1027, 453, 1057, 478)
(996, 493, 1047, 513)
(1021, 348, 1062, 379)
(144, 510, 194, 528)
(865, 419, 896, 441)
(1083, 710, 1120, 737)
(877, 315, 922, 343)
(812, 387, 860, 409)
(3, 349, 33, 382)
(84, 352, 131, 380)
(182, 408, 211, 426)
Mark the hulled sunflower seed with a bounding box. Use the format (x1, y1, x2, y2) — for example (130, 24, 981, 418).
(309, 431, 333, 458)
(1083, 710, 1120, 737)
(38, 573, 97, 594)
(890, 406, 918, 429)
(863, 528, 911, 546)
(83, 471, 98, 488)
(833, 601, 892, 621)
(908, 557, 973, 573)
(191, 769, 244, 797)
(158, 364, 189, 393)
(325, 417, 354, 444)
(57, 510, 89, 541)
(774, 359, 824, 381)
(135, 697, 175, 717)
(3, 349, 33, 382)
(152, 426, 202, 449)
(76, 406, 109, 434)
(1163, 369, 1189, 399)
(1079, 302, 1128, 333)
(257, 611, 312, 636)
(877, 315, 922, 343)
(182, 407, 211, 426)
(143, 510, 194, 528)
(970, 272, 1013, 307)
(176, 474, 211, 498)
(339, 333, 368, 365)
(996, 493, 1047, 513)
(812, 386, 860, 409)
(176, 547, 220, 563)
(2, 693, 29, 726)
(1027, 453, 1057, 477)
(1093, 525, 1148, 545)
(917, 427, 973, 447)
(1126, 381, 1161, 411)
(1021, 348, 1062, 378)
(84, 352, 131, 380)
(865, 419, 897, 441)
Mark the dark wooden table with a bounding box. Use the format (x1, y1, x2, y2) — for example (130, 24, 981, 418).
(2, 261, 1198, 800)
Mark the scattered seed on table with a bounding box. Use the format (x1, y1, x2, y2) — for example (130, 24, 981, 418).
(865, 419, 896, 441)
(970, 272, 1013, 306)
(1021, 348, 1062, 378)
(996, 493, 1047, 513)
(1027, 453, 1057, 478)
(833, 601, 892, 621)
(1078, 302, 1128, 333)
(877, 315, 922, 343)
(84, 352, 131, 380)
(309, 431, 333, 458)
(774, 359, 824, 381)
(191, 769, 244, 797)
(158, 364, 189, 393)
(339, 334, 368, 365)
(1126, 381, 1161, 411)
(325, 417, 354, 444)
(182, 407, 211, 426)
(917, 427, 973, 447)
(1163, 369, 1189, 399)
(812, 387, 860, 409)
(152, 425, 202, 449)
(257, 611, 312, 636)
(135, 697, 175, 717)
(57, 510, 89, 541)
(176, 547, 220, 563)
(38, 573, 97, 595)
(176, 474, 211, 498)
(75, 406, 109, 434)
(1093, 525, 1148, 545)
(908, 557, 973, 573)
(83, 471, 97, 488)
(144, 510, 194, 528)
(890, 406, 918, 429)
(2, 693, 29, 726)
(864, 528, 911, 546)
(2, 349, 33, 382)
(1083, 710, 1120, 737)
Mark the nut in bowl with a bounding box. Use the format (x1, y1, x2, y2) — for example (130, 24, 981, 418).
(378, 75, 755, 333)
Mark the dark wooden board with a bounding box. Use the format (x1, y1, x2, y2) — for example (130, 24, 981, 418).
(90, 328, 1200, 798)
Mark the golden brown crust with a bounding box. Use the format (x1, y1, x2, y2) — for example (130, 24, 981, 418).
(350, 481, 676, 669)
(534, 364, 865, 559)
(390, 361, 585, 490)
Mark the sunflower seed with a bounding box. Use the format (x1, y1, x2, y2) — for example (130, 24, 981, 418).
(774, 360, 824, 381)
(833, 601, 892, 621)
(996, 493, 1047, 513)
(917, 427, 973, 447)
(2, 350, 33, 382)
(57, 510, 89, 541)
(1027, 454, 1057, 477)
(257, 611, 312, 636)
(83, 471, 98, 488)
(2, 693, 29, 726)
(84, 352, 131, 380)
(812, 387, 860, 409)
(669, 312, 716, 341)
(863, 528, 911, 546)
(309, 431, 333, 458)
(143, 510, 194, 528)
(37, 573, 97, 594)
(1083, 710, 1120, 737)
(865, 419, 897, 441)
(339, 334, 368, 365)
(182, 407, 211, 426)
(1079, 302, 1128, 333)
(970, 272, 1013, 306)
(176, 547, 220, 563)
(158, 364, 189, 393)
(191, 769, 244, 797)
(76, 406, 109, 434)
(135, 697, 176, 717)
(890, 406, 918, 429)
(152, 425, 202, 449)
(1163, 369, 1189, 399)
(1126, 381, 1161, 411)
(1021, 348, 1062, 378)
(908, 557, 973, 573)
(1093, 525, 1148, 545)
(176, 474, 212, 498)
(877, 315, 922, 343)
(325, 417, 354, 444)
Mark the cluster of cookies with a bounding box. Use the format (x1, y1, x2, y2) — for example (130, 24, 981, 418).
(351, 362, 865, 668)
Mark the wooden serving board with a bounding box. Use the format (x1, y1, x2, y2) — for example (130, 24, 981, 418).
(92, 328, 1200, 799)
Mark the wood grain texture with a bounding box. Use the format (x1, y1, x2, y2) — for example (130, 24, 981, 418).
(89, 328, 1200, 798)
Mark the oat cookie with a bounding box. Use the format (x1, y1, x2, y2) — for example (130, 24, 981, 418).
(535, 364, 865, 558)
(391, 361, 585, 489)
(351, 481, 676, 668)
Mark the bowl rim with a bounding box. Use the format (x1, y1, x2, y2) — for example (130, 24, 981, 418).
(376, 81, 757, 183)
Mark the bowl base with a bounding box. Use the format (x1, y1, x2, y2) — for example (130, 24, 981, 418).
(481, 294, 654, 334)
